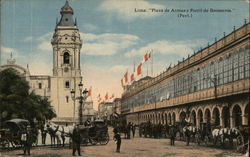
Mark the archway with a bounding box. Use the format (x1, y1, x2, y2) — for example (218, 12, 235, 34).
(63, 52, 70, 64)
(244, 104, 249, 125)
(165, 113, 168, 125)
(172, 113, 176, 125)
(179, 111, 186, 122)
(168, 113, 171, 125)
(191, 110, 196, 126)
(222, 106, 230, 127)
(232, 104, 242, 127)
(205, 109, 211, 123)
(198, 109, 203, 127)
(161, 113, 164, 124)
(212, 107, 220, 126)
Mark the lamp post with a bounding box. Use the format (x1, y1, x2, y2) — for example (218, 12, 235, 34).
(70, 81, 88, 125)
(70, 89, 76, 123)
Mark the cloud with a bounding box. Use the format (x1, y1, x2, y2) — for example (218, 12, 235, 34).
(38, 41, 53, 51)
(37, 32, 53, 41)
(1, 46, 17, 53)
(98, 0, 166, 21)
(81, 33, 140, 56)
(36, 32, 53, 51)
(125, 40, 207, 58)
(82, 23, 98, 31)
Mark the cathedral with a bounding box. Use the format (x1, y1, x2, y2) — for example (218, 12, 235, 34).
(0, 1, 92, 123)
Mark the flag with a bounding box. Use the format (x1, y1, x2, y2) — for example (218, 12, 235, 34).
(110, 94, 114, 99)
(131, 73, 135, 82)
(98, 98, 101, 102)
(105, 93, 108, 100)
(137, 63, 142, 75)
(88, 87, 92, 97)
(144, 53, 149, 62)
(124, 72, 128, 83)
(121, 79, 124, 87)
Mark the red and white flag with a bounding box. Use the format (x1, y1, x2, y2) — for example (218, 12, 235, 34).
(124, 72, 128, 83)
(98, 98, 102, 102)
(110, 94, 115, 99)
(130, 73, 135, 82)
(137, 63, 142, 75)
(121, 79, 124, 87)
(88, 87, 92, 97)
(144, 53, 149, 62)
(105, 93, 108, 100)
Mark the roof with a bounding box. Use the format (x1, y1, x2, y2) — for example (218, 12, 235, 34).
(60, 0, 73, 14)
(57, 1, 75, 26)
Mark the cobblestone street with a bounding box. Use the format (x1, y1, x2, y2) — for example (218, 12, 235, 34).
(0, 128, 247, 157)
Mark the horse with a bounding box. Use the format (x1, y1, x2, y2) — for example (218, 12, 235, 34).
(212, 127, 242, 147)
(45, 122, 61, 147)
(183, 125, 201, 145)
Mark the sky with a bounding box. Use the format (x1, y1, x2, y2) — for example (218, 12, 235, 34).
(0, 0, 249, 110)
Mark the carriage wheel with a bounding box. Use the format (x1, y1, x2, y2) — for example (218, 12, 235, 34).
(236, 135, 244, 152)
(100, 133, 109, 145)
(89, 138, 97, 145)
(0, 139, 10, 149)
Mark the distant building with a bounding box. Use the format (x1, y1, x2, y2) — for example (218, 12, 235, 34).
(113, 98, 121, 115)
(98, 102, 114, 121)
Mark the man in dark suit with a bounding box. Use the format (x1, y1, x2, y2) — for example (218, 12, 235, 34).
(72, 125, 82, 156)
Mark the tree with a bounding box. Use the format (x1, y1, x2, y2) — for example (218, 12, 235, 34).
(0, 69, 56, 123)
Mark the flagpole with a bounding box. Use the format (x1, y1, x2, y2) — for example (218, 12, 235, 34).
(151, 49, 153, 77)
(147, 52, 149, 76)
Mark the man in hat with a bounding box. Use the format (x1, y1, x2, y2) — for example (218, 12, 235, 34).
(169, 125, 176, 146)
(22, 125, 33, 155)
(72, 125, 82, 156)
(113, 128, 121, 152)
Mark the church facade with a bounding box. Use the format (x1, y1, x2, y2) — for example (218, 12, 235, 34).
(0, 1, 84, 123)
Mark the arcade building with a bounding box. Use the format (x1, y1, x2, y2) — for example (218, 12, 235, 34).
(121, 22, 250, 129)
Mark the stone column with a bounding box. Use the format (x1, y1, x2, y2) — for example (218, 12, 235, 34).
(196, 116, 199, 128)
(220, 116, 223, 127)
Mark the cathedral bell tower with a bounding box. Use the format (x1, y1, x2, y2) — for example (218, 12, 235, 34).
(50, 1, 83, 122)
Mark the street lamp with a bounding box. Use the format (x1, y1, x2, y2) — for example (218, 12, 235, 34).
(71, 81, 88, 125)
(70, 89, 76, 123)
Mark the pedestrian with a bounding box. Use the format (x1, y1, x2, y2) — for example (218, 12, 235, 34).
(72, 125, 82, 156)
(21, 125, 32, 155)
(61, 126, 65, 147)
(132, 123, 136, 138)
(169, 125, 176, 146)
(113, 129, 121, 153)
(41, 124, 47, 145)
(127, 122, 131, 139)
(185, 124, 191, 146)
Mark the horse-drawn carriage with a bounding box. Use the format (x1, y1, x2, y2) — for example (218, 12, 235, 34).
(80, 119, 109, 145)
(0, 119, 31, 149)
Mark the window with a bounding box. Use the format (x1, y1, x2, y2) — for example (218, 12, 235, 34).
(63, 52, 70, 64)
(38, 83, 42, 89)
(65, 81, 70, 88)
